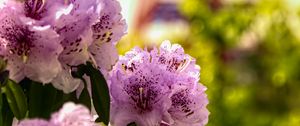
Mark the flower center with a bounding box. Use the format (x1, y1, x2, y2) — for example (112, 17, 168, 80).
(24, 0, 46, 20)
(125, 80, 160, 113)
(10, 28, 35, 62)
(1, 25, 35, 61)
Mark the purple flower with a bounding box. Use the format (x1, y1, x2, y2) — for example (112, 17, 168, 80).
(0, 0, 126, 91)
(77, 0, 127, 96)
(110, 62, 172, 126)
(51, 0, 99, 93)
(89, 0, 127, 72)
(52, 0, 127, 93)
(53, 0, 98, 66)
(109, 41, 209, 126)
(168, 84, 209, 126)
(91, 0, 126, 45)
(0, 5, 62, 83)
(16, 102, 96, 126)
(152, 41, 209, 125)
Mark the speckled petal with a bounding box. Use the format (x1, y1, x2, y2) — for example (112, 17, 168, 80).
(55, 6, 96, 66)
(0, 6, 62, 83)
(24, 26, 63, 83)
(150, 40, 200, 80)
(92, 0, 127, 45)
(168, 84, 209, 126)
(89, 42, 118, 74)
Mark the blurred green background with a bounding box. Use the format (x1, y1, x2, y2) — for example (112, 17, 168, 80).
(117, 0, 300, 125)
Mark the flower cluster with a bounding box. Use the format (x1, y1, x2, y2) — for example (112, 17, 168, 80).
(109, 41, 209, 126)
(0, 0, 126, 93)
(0, 0, 210, 125)
(16, 102, 96, 126)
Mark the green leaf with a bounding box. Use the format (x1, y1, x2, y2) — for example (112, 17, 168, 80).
(85, 62, 110, 125)
(28, 81, 57, 119)
(2, 80, 27, 120)
(78, 79, 91, 109)
(0, 95, 14, 126)
(0, 71, 10, 126)
(51, 90, 78, 112)
(0, 93, 3, 125)
(0, 71, 8, 86)
(71, 68, 92, 109)
(0, 58, 7, 73)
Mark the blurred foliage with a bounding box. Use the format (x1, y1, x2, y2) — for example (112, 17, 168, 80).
(118, 0, 300, 125)
(179, 0, 300, 126)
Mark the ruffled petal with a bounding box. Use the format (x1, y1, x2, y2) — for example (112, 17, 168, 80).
(52, 66, 81, 93)
(92, 0, 127, 45)
(5, 55, 25, 82)
(50, 102, 96, 126)
(17, 102, 96, 126)
(168, 84, 209, 126)
(111, 103, 166, 126)
(24, 26, 62, 83)
(89, 42, 118, 74)
(55, 6, 96, 65)
(76, 75, 92, 98)
(17, 119, 49, 126)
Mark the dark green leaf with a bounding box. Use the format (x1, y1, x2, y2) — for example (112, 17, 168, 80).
(0, 58, 6, 73)
(0, 71, 8, 85)
(85, 62, 110, 125)
(0, 93, 3, 125)
(28, 81, 57, 119)
(0, 95, 14, 126)
(51, 90, 78, 112)
(71, 64, 92, 109)
(78, 83, 91, 109)
(71, 64, 86, 78)
(3, 80, 27, 120)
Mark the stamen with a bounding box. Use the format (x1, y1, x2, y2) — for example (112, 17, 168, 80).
(36, 0, 46, 13)
(139, 87, 147, 109)
(24, 0, 46, 19)
(149, 55, 152, 63)
(32, 0, 38, 13)
(139, 87, 143, 102)
(177, 58, 191, 73)
(22, 55, 28, 63)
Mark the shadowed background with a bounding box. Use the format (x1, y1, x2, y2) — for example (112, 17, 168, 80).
(117, 0, 300, 126)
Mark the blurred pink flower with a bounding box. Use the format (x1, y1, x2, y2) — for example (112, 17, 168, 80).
(17, 102, 96, 126)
